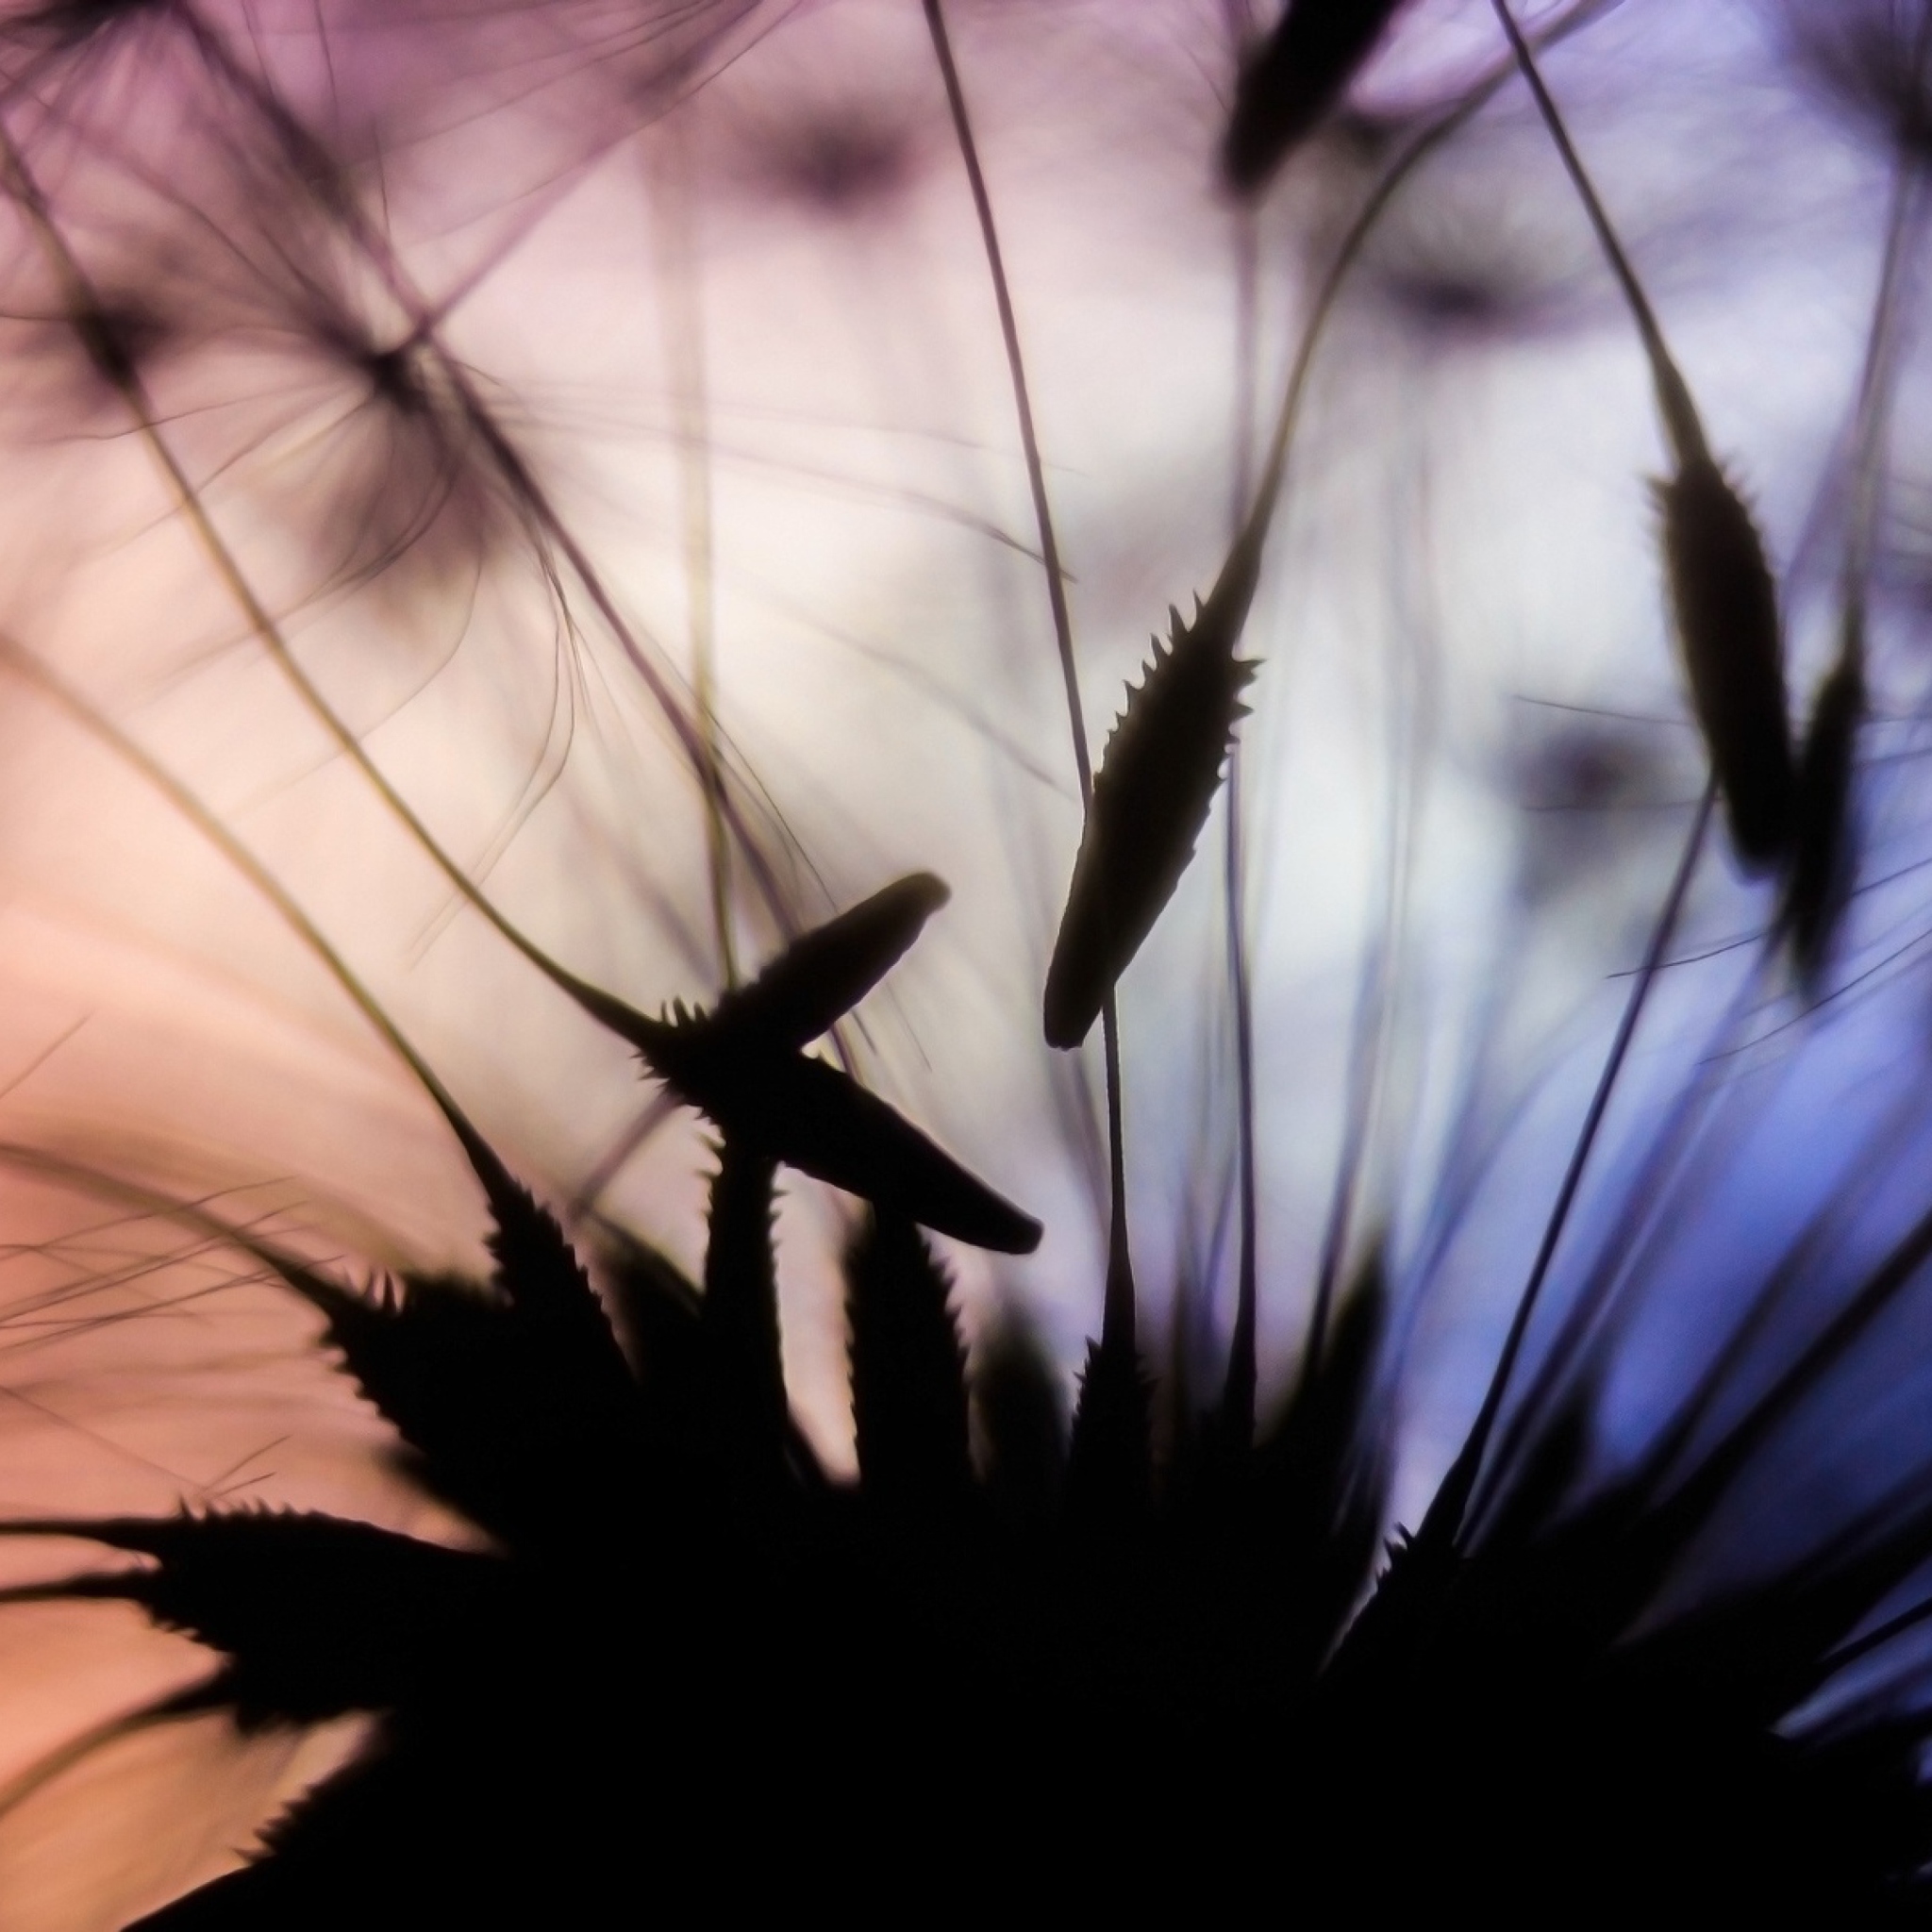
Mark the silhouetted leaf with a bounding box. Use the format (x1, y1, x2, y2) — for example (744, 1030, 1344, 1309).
(595, 1224, 702, 1380)
(483, 1176, 640, 1410)
(1241, 1257, 1391, 1671)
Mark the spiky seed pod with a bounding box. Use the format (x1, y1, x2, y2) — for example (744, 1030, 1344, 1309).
(846, 1209, 972, 1509)
(267, 1193, 645, 1551)
(0, 1512, 502, 1725)
(1784, 638, 1865, 987)
(1491, 0, 1795, 873)
(1656, 453, 1798, 871)
(631, 1006, 1041, 1253)
(1044, 533, 1261, 1049)
(702, 1139, 787, 1484)
(1223, 0, 1408, 196)
(715, 873, 949, 1051)
(558, 875, 1038, 1251)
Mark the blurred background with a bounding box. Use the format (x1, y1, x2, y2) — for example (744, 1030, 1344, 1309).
(0, 0, 1922, 1920)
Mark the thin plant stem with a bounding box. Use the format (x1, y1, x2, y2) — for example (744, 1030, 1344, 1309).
(921, 0, 1136, 1345)
(1227, 7, 1602, 1382)
(1223, 754, 1258, 1435)
(1248, 0, 1618, 536)
(919, 0, 1086, 805)
(1436, 781, 1717, 1541)
(1490, 0, 1705, 464)
(1222, 201, 1260, 1440)
(650, 113, 738, 989)
(1468, 947, 1769, 1532)
(174, 0, 805, 950)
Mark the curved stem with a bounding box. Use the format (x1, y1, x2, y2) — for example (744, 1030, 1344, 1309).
(1491, 0, 1705, 464)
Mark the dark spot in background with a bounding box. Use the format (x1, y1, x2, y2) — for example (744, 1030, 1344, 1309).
(728, 97, 928, 218)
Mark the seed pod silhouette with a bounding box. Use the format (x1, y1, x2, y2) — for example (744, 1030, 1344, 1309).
(701, 1139, 787, 1490)
(0, 1513, 500, 1725)
(1223, 0, 1408, 195)
(1488, 1, 1799, 875)
(1783, 629, 1864, 986)
(552, 876, 1041, 1253)
(1043, 525, 1262, 1049)
(715, 872, 949, 1050)
(846, 1209, 973, 1509)
(629, 1003, 1041, 1254)
(254, 1197, 644, 1552)
(1656, 453, 1797, 872)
